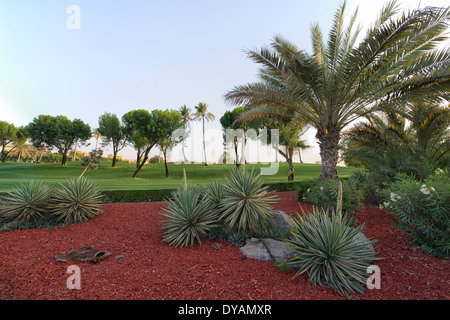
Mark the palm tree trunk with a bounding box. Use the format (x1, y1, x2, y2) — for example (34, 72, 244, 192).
(234, 139, 240, 169)
(72, 139, 78, 161)
(298, 148, 303, 163)
(202, 116, 208, 166)
(182, 140, 188, 162)
(317, 129, 340, 182)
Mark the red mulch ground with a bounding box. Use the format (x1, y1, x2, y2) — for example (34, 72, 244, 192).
(0, 192, 448, 300)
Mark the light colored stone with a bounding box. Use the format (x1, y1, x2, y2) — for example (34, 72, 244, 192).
(239, 238, 272, 261)
(269, 210, 294, 234)
(239, 238, 304, 268)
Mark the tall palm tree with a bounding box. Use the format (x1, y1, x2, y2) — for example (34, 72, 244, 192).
(179, 104, 193, 162)
(224, 0, 450, 182)
(194, 102, 215, 166)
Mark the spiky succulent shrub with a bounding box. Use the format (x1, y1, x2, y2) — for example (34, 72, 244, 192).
(51, 177, 103, 226)
(203, 179, 225, 212)
(219, 168, 278, 233)
(285, 204, 379, 297)
(160, 186, 220, 247)
(0, 182, 53, 229)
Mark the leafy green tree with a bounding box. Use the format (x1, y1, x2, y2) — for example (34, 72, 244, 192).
(53, 117, 92, 166)
(157, 111, 184, 177)
(255, 117, 309, 181)
(194, 102, 215, 166)
(97, 112, 128, 167)
(220, 106, 261, 168)
(224, 1, 450, 182)
(0, 121, 18, 162)
(122, 109, 152, 169)
(27, 115, 91, 166)
(26, 115, 56, 163)
(123, 109, 183, 178)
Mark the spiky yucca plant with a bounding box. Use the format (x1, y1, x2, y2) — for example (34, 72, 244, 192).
(160, 186, 220, 247)
(51, 177, 103, 226)
(219, 168, 278, 233)
(0, 182, 52, 229)
(285, 183, 379, 297)
(203, 179, 225, 212)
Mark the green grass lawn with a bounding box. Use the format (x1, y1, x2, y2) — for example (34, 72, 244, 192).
(0, 160, 358, 192)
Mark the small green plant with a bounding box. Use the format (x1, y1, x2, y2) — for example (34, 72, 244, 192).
(79, 149, 103, 178)
(274, 257, 292, 273)
(219, 168, 278, 233)
(304, 178, 364, 224)
(285, 181, 380, 297)
(0, 182, 53, 229)
(160, 186, 220, 247)
(213, 243, 222, 250)
(51, 177, 103, 226)
(381, 169, 449, 257)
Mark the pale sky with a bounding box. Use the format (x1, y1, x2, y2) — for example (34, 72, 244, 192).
(0, 0, 448, 163)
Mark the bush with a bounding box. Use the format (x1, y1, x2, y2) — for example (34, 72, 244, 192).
(102, 189, 175, 203)
(160, 186, 220, 247)
(51, 177, 103, 226)
(0, 182, 53, 229)
(285, 192, 379, 297)
(219, 168, 278, 233)
(303, 178, 364, 224)
(203, 179, 225, 213)
(381, 169, 449, 257)
(149, 155, 164, 163)
(266, 180, 315, 193)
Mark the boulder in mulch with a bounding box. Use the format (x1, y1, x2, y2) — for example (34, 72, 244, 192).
(239, 238, 304, 268)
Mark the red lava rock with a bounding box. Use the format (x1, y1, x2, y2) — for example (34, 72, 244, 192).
(0, 191, 448, 300)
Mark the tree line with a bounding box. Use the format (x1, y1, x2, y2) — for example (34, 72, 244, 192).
(1, 99, 315, 181)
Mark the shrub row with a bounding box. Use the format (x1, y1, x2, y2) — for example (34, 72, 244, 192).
(0, 180, 336, 204)
(96, 180, 319, 204)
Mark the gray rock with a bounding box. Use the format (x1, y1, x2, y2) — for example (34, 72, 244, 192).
(239, 238, 304, 268)
(269, 210, 294, 234)
(349, 229, 376, 261)
(239, 238, 272, 261)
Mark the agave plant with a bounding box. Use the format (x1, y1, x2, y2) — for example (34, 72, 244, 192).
(219, 168, 278, 233)
(203, 179, 225, 212)
(51, 177, 103, 226)
(160, 186, 220, 247)
(285, 184, 379, 297)
(0, 182, 52, 229)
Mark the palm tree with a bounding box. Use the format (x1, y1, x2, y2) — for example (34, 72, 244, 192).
(342, 103, 450, 179)
(94, 130, 102, 151)
(194, 102, 215, 166)
(224, 1, 450, 182)
(179, 104, 193, 162)
(10, 132, 34, 162)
